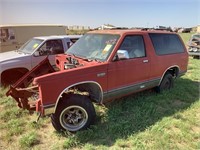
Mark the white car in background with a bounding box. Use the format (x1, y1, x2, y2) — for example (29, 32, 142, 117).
(0, 35, 81, 86)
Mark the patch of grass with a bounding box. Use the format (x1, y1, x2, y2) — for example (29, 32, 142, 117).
(63, 136, 79, 149)
(19, 132, 39, 148)
(0, 95, 15, 107)
(0, 119, 25, 143)
(28, 115, 50, 130)
(6, 119, 25, 136)
(0, 107, 29, 122)
(179, 32, 194, 44)
(125, 101, 200, 150)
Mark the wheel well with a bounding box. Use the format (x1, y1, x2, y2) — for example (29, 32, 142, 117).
(158, 66, 179, 86)
(54, 82, 103, 114)
(1, 68, 29, 81)
(56, 82, 102, 104)
(2, 68, 29, 76)
(67, 82, 102, 102)
(167, 67, 179, 77)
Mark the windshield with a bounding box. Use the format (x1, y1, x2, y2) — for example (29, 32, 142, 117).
(66, 33, 120, 61)
(19, 38, 44, 54)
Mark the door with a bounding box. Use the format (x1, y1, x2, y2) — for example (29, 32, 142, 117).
(107, 35, 150, 95)
(31, 39, 65, 68)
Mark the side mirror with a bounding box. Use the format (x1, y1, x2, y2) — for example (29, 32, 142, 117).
(34, 51, 40, 57)
(117, 50, 129, 60)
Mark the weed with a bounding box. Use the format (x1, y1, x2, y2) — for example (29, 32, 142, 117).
(19, 132, 39, 148)
(63, 136, 79, 149)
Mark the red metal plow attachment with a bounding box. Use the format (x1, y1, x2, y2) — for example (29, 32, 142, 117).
(6, 57, 55, 110)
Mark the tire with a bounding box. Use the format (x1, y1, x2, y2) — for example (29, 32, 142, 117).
(51, 94, 96, 132)
(156, 73, 174, 93)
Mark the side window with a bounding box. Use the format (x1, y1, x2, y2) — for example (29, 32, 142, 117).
(0, 28, 15, 43)
(71, 38, 79, 44)
(39, 40, 64, 55)
(149, 33, 185, 55)
(67, 42, 72, 48)
(66, 38, 79, 48)
(119, 35, 146, 59)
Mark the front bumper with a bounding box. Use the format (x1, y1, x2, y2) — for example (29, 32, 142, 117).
(188, 51, 200, 56)
(7, 85, 55, 116)
(6, 57, 56, 115)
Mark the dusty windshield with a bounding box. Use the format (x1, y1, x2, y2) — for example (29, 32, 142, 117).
(19, 38, 44, 54)
(67, 33, 120, 61)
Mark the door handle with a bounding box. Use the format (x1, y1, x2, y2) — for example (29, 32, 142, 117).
(143, 60, 149, 63)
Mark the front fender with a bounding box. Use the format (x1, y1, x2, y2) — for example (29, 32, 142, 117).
(34, 64, 107, 114)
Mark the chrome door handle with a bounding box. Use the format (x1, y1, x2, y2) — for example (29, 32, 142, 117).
(143, 60, 149, 63)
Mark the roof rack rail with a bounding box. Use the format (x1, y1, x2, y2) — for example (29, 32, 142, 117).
(109, 27, 129, 30)
(141, 28, 173, 32)
(141, 28, 153, 31)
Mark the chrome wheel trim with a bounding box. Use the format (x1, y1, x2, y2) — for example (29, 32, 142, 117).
(59, 105, 88, 131)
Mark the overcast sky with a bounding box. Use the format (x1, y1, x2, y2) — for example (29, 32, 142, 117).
(0, 0, 199, 28)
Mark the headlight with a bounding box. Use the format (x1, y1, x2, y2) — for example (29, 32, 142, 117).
(64, 62, 76, 69)
(189, 47, 199, 52)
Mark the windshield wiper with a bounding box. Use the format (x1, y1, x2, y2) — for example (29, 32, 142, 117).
(17, 49, 30, 54)
(92, 58, 102, 63)
(67, 52, 102, 62)
(15, 49, 23, 54)
(71, 53, 90, 61)
(86, 57, 102, 63)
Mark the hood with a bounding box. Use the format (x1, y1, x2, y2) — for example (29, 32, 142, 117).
(34, 60, 107, 83)
(0, 50, 30, 63)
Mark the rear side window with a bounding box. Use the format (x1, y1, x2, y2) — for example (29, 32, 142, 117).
(149, 33, 185, 55)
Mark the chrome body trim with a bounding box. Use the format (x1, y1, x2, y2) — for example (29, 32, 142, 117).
(158, 65, 180, 85)
(103, 78, 160, 103)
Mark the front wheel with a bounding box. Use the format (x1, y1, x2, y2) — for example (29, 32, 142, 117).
(155, 73, 174, 93)
(51, 94, 96, 132)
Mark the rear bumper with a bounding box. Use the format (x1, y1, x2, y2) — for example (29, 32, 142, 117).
(178, 70, 187, 77)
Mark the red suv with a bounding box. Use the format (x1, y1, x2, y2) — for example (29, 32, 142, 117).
(7, 29, 188, 132)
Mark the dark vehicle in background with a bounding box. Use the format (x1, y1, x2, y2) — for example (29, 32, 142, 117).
(188, 33, 200, 59)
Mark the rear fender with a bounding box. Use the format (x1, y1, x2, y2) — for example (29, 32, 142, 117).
(159, 65, 180, 85)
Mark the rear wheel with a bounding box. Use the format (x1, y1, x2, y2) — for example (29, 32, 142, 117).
(156, 73, 174, 93)
(51, 94, 96, 132)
